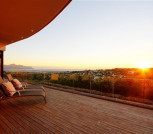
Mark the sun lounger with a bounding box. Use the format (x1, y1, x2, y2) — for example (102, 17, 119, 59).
(6, 73, 43, 90)
(0, 78, 46, 103)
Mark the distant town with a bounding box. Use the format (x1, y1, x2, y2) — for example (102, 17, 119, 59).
(57, 68, 153, 80)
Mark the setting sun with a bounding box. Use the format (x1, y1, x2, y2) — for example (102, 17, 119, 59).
(136, 61, 151, 70)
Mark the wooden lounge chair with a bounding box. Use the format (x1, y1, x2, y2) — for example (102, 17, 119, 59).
(0, 76, 45, 93)
(6, 73, 43, 90)
(6, 73, 27, 86)
(0, 78, 46, 103)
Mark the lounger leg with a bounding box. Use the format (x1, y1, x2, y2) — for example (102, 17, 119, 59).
(42, 87, 46, 103)
(43, 96, 46, 103)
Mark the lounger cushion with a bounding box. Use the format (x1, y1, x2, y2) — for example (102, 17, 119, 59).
(1, 82, 16, 96)
(12, 79, 23, 89)
(19, 90, 45, 96)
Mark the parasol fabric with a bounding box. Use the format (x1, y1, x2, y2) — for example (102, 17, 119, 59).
(0, 0, 71, 47)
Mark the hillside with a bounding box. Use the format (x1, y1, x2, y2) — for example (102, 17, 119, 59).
(4, 64, 33, 70)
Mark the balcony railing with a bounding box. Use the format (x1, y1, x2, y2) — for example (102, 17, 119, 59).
(5, 71, 153, 105)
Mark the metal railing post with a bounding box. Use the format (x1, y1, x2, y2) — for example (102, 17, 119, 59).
(90, 74, 92, 92)
(73, 79, 74, 87)
(143, 78, 146, 101)
(112, 78, 114, 97)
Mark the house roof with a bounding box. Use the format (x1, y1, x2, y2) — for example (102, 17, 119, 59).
(0, 0, 71, 47)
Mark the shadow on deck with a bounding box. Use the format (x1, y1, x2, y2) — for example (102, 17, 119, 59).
(0, 87, 153, 134)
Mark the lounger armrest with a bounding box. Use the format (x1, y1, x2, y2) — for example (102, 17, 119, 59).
(42, 86, 46, 93)
(9, 91, 21, 96)
(24, 82, 28, 88)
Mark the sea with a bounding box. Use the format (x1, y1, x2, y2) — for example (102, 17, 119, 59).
(4, 68, 85, 73)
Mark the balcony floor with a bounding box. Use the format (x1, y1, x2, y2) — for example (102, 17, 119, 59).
(0, 87, 153, 134)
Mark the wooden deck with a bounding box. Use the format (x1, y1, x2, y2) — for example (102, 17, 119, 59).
(0, 87, 153, 134)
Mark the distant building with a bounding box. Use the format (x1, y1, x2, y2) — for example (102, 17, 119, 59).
(128, 71, 135, 75)
(51, 74, 59, 81)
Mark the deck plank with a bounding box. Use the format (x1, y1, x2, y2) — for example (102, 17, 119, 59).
(0, 102, 44, 134)
(0, 87, 153, 134)
(0, 125, 6, 134)
(0, 108, 29, 134)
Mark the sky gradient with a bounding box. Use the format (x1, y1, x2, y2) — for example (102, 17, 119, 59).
(4, 0, 153, 69)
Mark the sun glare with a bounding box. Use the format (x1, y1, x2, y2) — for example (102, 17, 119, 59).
(136, 61, 151, 70)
